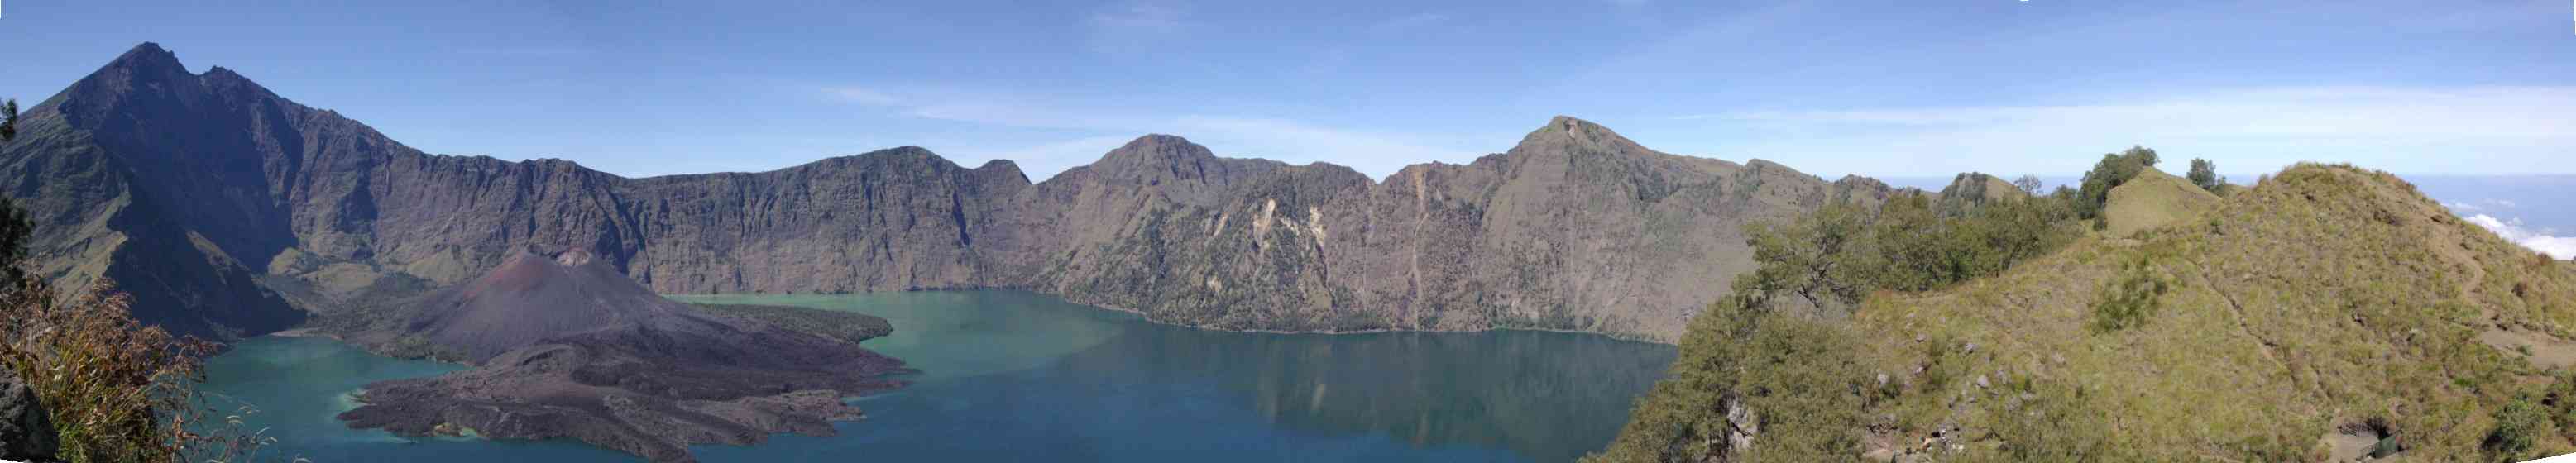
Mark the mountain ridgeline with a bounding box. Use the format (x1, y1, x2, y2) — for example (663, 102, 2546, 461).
(0, 43, 1898, 342)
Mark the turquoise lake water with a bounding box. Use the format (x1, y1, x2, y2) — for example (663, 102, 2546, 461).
(200, 290, 1678, 462)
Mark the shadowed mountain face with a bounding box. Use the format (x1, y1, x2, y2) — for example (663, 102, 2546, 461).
(2, 43, 1897, 342)
(392, 251, 710, 361)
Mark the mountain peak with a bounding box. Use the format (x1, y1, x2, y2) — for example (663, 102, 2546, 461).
(1091, 133, 1219, 175)
(1110, 133, 1207, 156)
(1511, 115, 1658, 158)
(105, 41, 187, 75)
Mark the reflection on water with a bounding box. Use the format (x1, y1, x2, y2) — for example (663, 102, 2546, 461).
(1046, 323, 1676, 461)
(199, 337, 639, 461)
(208, 290, 1675, 462)
(676, 291, 1135, 381)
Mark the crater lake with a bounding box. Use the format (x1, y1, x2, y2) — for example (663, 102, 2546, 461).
(201, 290, 1678, 462)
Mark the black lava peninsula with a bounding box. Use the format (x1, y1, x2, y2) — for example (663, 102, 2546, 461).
(332, 251, 910, 463)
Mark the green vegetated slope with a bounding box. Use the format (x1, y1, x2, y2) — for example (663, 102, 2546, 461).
(2102, 168, 2220, 237)
(1594, 163, 2576, 461)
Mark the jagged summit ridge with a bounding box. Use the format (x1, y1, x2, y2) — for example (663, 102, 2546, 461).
(7, 42, 1899, 342)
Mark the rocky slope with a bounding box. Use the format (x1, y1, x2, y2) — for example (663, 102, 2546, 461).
(334, 251, 910, 463)
(3, 43, 1894, 342)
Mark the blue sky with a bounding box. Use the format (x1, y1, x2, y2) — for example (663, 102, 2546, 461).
(1, 0, 2569, 182)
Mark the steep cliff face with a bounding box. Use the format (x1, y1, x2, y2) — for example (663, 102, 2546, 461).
(1018, 117, 1889, 341)
(7, 43, 1887, 342)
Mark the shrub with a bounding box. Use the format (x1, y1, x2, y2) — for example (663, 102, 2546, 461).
(2090, 255, 2170, 332)
(0, 280, 211, 462)
(2486, 395, 2550, 462)
(0, 191, 289, 463)
(1585, 296, 1868, 463)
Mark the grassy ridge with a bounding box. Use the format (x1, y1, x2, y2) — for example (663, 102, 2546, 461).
(2101, 168, 2220, 237)
(1593, 164, 2576, 461)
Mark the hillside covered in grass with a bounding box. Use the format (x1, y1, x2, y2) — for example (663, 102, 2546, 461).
(1592, 163, 2576, 461)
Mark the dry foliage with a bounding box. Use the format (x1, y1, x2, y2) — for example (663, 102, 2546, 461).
(0, 275, 294, 462)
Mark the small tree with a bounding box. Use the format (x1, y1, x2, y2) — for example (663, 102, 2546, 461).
(1742, 202, 1875, 313)
(2076, 146, 2161, 220)
(2, 98, 18, 141)
(2187, 158, 2225, 193)
(2013, 174, 2045, 195)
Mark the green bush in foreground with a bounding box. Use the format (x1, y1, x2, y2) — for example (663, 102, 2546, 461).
(2090, 255, 2170, 332)
(2487, 394, 2552, 462)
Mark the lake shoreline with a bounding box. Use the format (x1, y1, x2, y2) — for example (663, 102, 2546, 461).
(668, 289, 1680, 346)
(213, 289, 1677, 463)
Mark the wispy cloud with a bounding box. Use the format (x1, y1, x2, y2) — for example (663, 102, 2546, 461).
(826, 87, 902, 106)
(1089, 2, 1185, 32)
(975, 135, 1147, 181)
(1372, 12, 1450, 32)
(1086, 1, 1190, 54)
(1170, 116, 1479, 176)
(2468, 214, 2576, 260)
(2445, 201, 2484, 212)
(1680, 86, 2576, 177)
(455, 46, 587, 57)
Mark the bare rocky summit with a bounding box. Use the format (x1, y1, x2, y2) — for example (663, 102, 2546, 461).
(1, 43, 1903, 342)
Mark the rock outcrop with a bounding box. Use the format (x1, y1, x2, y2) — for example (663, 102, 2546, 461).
(0, 369, 55, 462)
(2, 43, 1897, 342)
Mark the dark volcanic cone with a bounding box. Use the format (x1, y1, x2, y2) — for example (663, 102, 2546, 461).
(408, 251, 704, 361)
(337, 251, 909, 463)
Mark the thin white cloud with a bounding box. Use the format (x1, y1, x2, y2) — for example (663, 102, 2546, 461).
(2445, 201, 2484, 212)
(1684, 86, 2576, 177)
(965, 135, 1145, 181)
(1089, 2, 1185, 32)
(1086, 1, 1190, 54)
(2468, 214, 2576, 260)
(1171, 116, 1479, 176)
(456, 46, 587, 57)
(1372, 12, 1450, 32)
(826, 87, 902, 106)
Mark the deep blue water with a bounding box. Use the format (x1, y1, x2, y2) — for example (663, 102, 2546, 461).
(201, 290, 1678, 462)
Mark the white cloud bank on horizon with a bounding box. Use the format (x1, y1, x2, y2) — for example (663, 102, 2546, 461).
(826, 84, 2576, 184)
(1681, 86, 2576, 179)
(820, 86, 1481, 181)
(2466, 214, 2576, 260)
